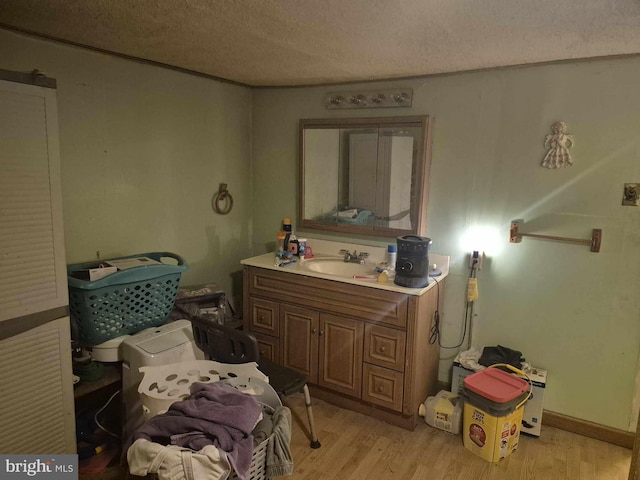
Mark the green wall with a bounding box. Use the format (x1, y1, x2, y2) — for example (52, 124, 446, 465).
(252, 59, 640, 430)
(0, 29, 253, 301)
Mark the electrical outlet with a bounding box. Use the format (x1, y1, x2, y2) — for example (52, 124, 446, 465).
(469, 251, 483, 270)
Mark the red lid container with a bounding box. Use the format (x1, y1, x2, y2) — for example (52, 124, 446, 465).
(463, 368, 529, 404)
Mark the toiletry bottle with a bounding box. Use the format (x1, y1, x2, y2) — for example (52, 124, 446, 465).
(276, 231, 286, 253)
(297, 238, 307, 258)
(282, 218, 292, 252)
(386, 244, 397, 270)
(288, 233, 298, 255)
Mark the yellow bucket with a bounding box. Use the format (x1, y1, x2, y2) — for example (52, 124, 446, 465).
(462, 364, 531, 463)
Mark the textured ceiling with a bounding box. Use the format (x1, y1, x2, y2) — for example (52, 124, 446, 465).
(1, 0, 640, 87)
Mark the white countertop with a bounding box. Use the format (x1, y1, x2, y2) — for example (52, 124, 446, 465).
(241, 239, 449, 296)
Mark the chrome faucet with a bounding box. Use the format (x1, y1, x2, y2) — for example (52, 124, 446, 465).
(340, 249, 369, 264)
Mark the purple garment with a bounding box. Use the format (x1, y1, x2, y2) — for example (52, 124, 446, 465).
(133, 382, 262, 480)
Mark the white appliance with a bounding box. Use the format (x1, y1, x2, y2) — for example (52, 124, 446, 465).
(121, 319, 204, 440)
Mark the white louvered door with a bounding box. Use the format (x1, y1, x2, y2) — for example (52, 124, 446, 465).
(0, 79, 68, 322)
(0, 77, 76, 453)
(0, 316, 75, 453)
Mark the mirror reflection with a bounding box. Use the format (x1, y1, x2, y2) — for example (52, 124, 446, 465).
(300, 116, 432, 237)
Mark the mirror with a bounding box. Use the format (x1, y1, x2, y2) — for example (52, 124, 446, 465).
(299, 116, 433, 238)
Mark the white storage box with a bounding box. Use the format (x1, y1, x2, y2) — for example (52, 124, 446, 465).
(451, 362, 473, 397)
(519, 367, 547, 436)
(452, 362, 547, 437)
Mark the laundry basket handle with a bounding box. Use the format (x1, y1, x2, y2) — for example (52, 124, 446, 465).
(146, 252, 187, 266)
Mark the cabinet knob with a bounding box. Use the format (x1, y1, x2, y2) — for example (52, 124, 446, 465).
(259, 315, 265, 322)
(319, 330, 324, 336)
(378, 386, 384, 393)
(379, 346, 386, 353)
(312, 328, 317, 334)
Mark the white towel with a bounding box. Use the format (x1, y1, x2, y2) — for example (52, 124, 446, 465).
(128, 438, 231, 480)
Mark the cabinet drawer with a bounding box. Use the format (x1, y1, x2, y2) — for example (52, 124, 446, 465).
(251, 331, 280, 363)
(364, 324, 406, 372)
(248, 298, 279, 336)
(362, 364, 404, 412)
(248, 267, 407, 328)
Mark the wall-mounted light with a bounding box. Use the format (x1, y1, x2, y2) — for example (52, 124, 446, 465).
(460, 225, 502, 257)
(325, 88, 413, 109)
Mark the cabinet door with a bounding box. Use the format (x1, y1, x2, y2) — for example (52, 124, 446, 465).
(281, 304, 319, 383)
(318, 313, 363, 399)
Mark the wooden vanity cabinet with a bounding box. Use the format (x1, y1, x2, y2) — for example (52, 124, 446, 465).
(243, 265, 444, 429)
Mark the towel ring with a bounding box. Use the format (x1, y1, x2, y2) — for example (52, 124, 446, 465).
(212, 183, 233, 215)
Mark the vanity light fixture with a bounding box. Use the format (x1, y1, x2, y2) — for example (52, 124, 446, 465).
(325, 88, 413, 109)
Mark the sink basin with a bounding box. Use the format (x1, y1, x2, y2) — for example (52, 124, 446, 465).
(301, 258, 377, 278)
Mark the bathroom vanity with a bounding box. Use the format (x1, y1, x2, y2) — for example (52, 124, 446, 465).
(241, 243, 448, 429)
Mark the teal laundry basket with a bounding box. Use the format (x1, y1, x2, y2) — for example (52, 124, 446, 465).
(67, 252, 187, 346)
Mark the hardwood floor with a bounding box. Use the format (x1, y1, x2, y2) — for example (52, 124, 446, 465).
(81, 393, 631, 480)
(286, 394, 630, 480)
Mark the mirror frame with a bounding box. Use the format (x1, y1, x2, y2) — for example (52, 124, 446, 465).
(298, 115, 433, 238)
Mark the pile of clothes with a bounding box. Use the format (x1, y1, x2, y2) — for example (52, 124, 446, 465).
(455, 345, 527, 373)
(127, 382, 292, 480)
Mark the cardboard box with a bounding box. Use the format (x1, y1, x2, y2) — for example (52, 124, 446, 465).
(452, 362, 547, 437)
(451, 362, 473, 396)
(519, 367, 547, 437)
(104, 256, 161, 270)
(70, 265, 118, 281)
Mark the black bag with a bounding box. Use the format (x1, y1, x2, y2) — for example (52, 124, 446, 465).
(478, 345, 525, 371)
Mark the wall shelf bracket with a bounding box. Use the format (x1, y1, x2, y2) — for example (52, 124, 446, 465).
(509, 219, 602, 253)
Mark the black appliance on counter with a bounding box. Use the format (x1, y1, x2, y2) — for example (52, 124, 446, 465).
(394, 235, 432, 288)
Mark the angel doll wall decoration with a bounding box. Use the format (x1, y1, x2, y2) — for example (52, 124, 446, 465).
(542, 121, 574, 169)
